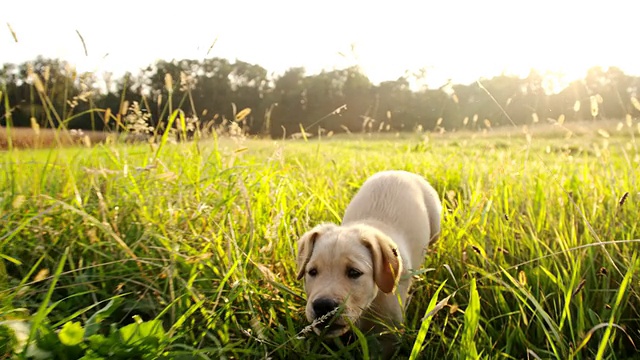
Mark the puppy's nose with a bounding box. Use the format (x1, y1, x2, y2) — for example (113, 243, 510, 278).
(312, 298, 339, 318)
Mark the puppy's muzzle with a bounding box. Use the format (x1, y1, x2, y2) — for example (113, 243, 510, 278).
(311, 298, 348, 335)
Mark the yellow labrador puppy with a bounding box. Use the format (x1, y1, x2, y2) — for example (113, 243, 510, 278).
(297, 170, 442, 339)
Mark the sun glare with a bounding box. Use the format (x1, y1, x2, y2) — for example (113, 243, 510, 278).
(1, 0, 639, 91)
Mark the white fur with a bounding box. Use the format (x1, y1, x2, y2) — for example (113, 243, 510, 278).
(297, 170, 442, 338)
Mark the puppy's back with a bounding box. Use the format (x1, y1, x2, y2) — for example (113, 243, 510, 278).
(342, 170, 441, 243)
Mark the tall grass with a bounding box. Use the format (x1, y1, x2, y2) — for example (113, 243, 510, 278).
(0, 123, 638, 358)
(2, 51, 640, 358)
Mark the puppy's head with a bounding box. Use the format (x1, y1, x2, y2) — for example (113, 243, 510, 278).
(296, 223, 402, 337)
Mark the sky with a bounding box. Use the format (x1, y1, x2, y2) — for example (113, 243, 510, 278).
(1, 0, 639, 91)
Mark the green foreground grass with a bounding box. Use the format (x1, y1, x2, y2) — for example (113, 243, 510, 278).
(1, 129, 639, 359)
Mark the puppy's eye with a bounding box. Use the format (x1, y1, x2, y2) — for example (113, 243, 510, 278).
(347, 268, 363, 279)
(308, 268, 318, 277)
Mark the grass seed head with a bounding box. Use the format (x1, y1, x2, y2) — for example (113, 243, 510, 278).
(165, 73, 173, 94)
(618, 192, 629, 207)
(590, 96, 599, 117)
(449, 304, 459, 314)
(119, 100, 129, 116)
(43, 65, 50, 82)
(235, 108, 252, 122)
(30, 117, 40, 135)
(518, 271, 527, 286)
(631, 96, 640, 111)
(572, 279, 586, 297)
(12, 195, 26, 209)
(104, 108, 111, 126)
(597, 129, 610, 138)
(27, 65, 45, 93)
(34, 268, 50, 282)
(7, 22, 18, 42)
(179, 71, 197, 92)
(598, 267, 608, 276)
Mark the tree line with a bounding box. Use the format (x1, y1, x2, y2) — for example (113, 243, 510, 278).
(2, 56, 640, 139)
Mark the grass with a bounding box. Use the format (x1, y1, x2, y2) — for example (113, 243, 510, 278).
(0, 122, 639, 359)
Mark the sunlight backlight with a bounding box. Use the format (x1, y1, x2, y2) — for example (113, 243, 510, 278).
(1, 0, 638, 92)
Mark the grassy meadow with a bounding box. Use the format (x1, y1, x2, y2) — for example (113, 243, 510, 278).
(1, 121, 639, 359)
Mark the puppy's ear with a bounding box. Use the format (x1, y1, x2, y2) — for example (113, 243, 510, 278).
(361, 231, 402, 293)
(296, 224, 337, 280)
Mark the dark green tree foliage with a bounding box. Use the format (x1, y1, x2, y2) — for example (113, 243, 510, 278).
(3, 56, 640, 138)
(1, 57, 83, 128)
(271, 67, 305, 138)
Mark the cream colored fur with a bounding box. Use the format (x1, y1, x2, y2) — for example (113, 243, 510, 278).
(297, 170, 442, 338)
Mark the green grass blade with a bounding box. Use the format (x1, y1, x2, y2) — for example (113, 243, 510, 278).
(410, 281, 449, 360)
(26, 247, 69, 348)
(595, 252, 637, 359)
(153, 109, 181, 161)
(461, 277, 480, 359)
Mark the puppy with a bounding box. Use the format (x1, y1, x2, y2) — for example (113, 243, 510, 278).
(296, 170, 442, 339)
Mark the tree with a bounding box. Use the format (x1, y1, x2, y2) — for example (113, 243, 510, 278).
(3, 56, 640, 138)
(1, 57, 84, 128)
(271, 67, 306, 138)
(228, 60, 269, 133)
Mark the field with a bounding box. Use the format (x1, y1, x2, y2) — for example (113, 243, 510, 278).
(1, 124, 639, 359)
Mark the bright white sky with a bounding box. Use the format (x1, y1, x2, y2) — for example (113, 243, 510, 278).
(1, 0, 638, 90)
